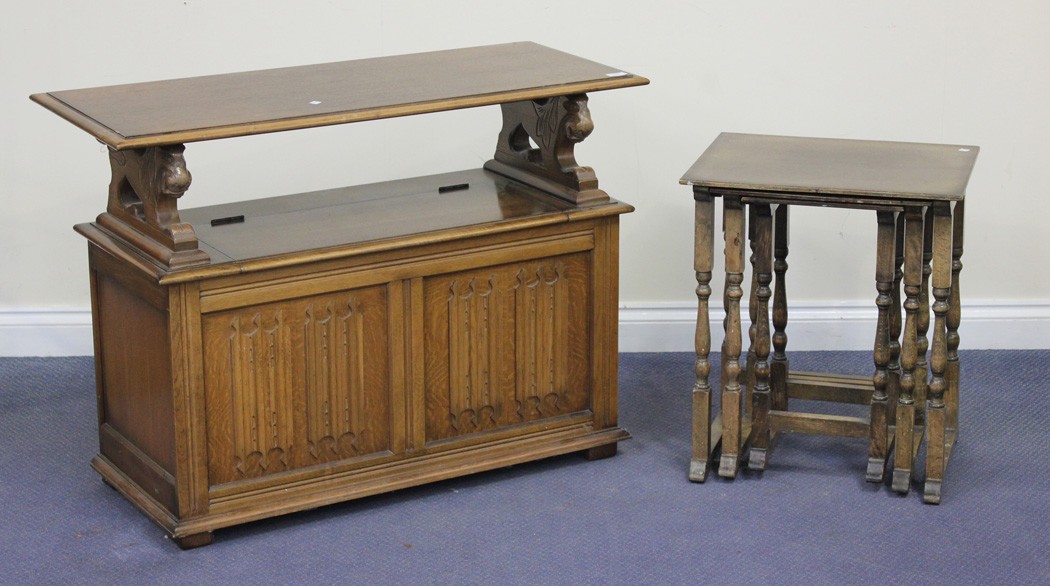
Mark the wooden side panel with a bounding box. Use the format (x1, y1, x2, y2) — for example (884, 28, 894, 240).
(202, 285, 392, 486)
(94, 270, 176, 476)
(423, 252, 592, 443)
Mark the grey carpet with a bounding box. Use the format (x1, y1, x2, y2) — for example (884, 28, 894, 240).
(0, 351, 1047, 584)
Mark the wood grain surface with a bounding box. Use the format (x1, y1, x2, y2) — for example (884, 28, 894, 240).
(681, 133, 978, 201)
(31, 42, 648, 149)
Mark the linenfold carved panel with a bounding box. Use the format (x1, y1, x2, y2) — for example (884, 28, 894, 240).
(227, 311, 295, 477)
(203, 286, 391, 485)
(303, 299, 367, 460)
(424, 253, 592, 442)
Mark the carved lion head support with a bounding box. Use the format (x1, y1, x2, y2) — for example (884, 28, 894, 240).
(152, 145, 192, 198)
(488, 93, 606, 204)
(560, 95, 593, 144)
(109, 144, 192, 226)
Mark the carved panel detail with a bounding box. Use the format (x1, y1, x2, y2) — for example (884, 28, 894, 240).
(203, 285, 391, 486)
(304, 299, 367, 461)
(424, 253, 591, 442)
(227, 311, 295, 477)
(514, 264, 569, 419)
(447, 277, 503, 431)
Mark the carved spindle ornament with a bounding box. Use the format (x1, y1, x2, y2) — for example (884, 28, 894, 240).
(98, 144, 209, 269)
(484, 93, 607, 205)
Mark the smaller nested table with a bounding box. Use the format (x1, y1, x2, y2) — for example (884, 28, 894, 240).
(681, 133, 978, 503)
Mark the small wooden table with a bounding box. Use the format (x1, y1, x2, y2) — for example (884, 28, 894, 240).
(32, 43, 647, 546)
(681, 133, 978, 503)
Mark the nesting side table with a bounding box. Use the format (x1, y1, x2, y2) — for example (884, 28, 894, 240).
(681, 133, 978, 503)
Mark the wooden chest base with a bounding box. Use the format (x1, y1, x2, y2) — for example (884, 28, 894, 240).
(82, 169, 631, 546)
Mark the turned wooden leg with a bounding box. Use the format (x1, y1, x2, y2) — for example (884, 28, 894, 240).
(893, 206, 925, 494)
(770, 204, 789, 412)
(925, 202, 955, 504)
(748, 204, 774, 471)
(914, 207, 935, 427)
(690, 190, 717, 482)
(868, 210, 896, 482)
(719, 195, 747, 478)
(887, 213, 905, 440)
(745, 204, 759, 412)
(175, 532, 213, 549)
(946, 201, 964, 435)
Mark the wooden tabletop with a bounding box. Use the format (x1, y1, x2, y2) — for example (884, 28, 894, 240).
(681, 133, 979, 201)
(31, 42, 647, 150)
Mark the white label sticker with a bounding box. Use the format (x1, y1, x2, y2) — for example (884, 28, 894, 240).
(605, 71, 628, 77)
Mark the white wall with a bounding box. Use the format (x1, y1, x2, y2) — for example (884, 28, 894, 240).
(2, 1, 1048, 355)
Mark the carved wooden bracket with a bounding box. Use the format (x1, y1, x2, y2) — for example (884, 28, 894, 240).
(97, 144, 209, 269)
(484, 93, 608, 205)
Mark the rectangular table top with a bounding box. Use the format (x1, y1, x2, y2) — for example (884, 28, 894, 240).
(31, 42, 647, 150)
(681, 133, 979, 201)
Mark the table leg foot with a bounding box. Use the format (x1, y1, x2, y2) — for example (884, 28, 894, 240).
(748, 448, 767, 471)
(923, 480, 942, 504)
(891, 469, 912, 494)
(866, 458, 887, 483)
(718, 454, 739, 478)
(688, 459, 709, 483)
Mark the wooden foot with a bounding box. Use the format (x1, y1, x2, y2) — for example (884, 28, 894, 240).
(892, 403, 915, 494)
(688, 387, 714, 483)
(865, 447, 890, 485)
(748, 447, 768, 471)
(866, 399, 891, 484)
(866, 459, 885, 483)
(688, 459, 708, 483)
(891, 468, 912, 494)
(718, 454, 739, 478)
(689, 414, 722, 483)
(922, 418, 953, 505)
(748, 428, 779, 472)
(582, 443, 617, 461)
(866, 428, 894, 483)
(923, 429, 954, 504)
(923, 480, 942, 504)
(174, 532, 213, 549)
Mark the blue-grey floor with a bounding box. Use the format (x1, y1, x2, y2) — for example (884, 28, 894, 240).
(0, 351, 1047, 585)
